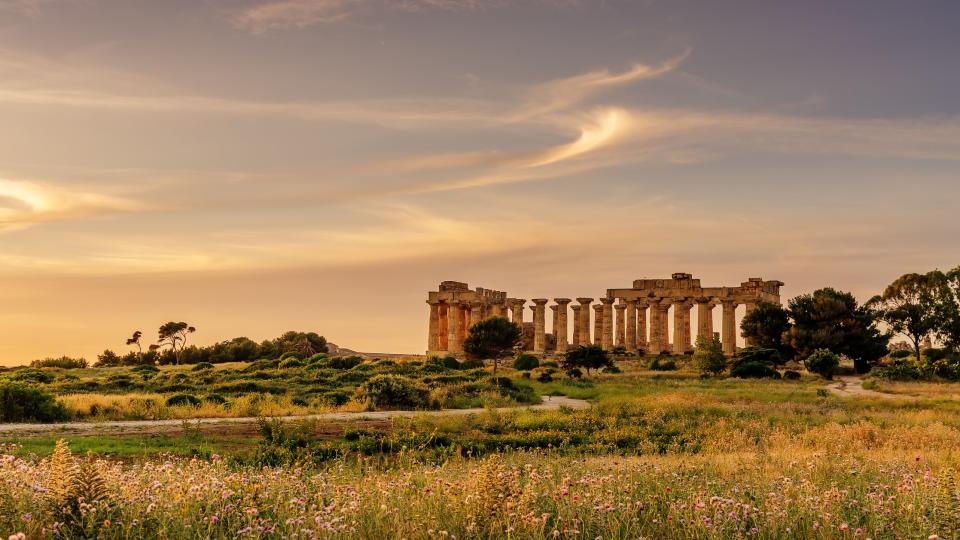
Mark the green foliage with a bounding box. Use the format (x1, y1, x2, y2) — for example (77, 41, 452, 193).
(803, 349, 840, 379)
(740, 302, 794, 360)
(562, 345, 614, 376)
(9, 368, 54, 384)
(279, 351, 303, 362)
(693, 335, 726, 376)
(30, 356, 88, 369)
(355, 375, 433, 410)
(463, 316, 522, 370)
(513, 354, 540, 371)
(730, 361, 781, 379)
(165, 394, 201, 407)
(191, 362, 214, 371)
(536, 372, 554, 383)
(327, 356, 363, 370)
(0, 381, 70, 422)
(783, 370, 801, 380)
(278, 358, 305, 369)
(890, 349, 913, 359)
(204, 394, 228, 405)
(648, 357, 677, 371)
(872, 359, 925, 381)
(788, 288, 889, 374)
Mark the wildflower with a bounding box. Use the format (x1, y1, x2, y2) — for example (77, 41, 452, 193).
(9, 534, 26, 540)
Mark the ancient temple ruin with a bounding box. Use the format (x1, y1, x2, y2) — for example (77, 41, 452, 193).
(426, 273, 783, 356)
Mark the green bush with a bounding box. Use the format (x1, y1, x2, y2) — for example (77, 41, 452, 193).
(279, 352, 303, 362)
(923, 348, 949, 362)
(536, 372, 554, 383)
(730, 361, 780, 379)
(166, 394, 201, 407)
(648, 357, 677, 371)
(328, 356, 363, 370)
(872, 360, 924, 381)
(10, 368, 54, 384)
(889, 349, 913, 359)
(307, 353, 328, 364)
(320, 390, 352, 407)
(355, 375, 433, 410)
(513, 354, 540, 371)
(804, 349, 840, 379)
(0, 381, 70, 422)
(191, 362, 214, 371)
(541, 361, 560, 369)
(783, 370, 801, 380)
(204, 394, 228, 405)
(693, 336, 727, 376)
(30, 356, 88, 369)
(243, 359, 279, 372)
(459, 358, 485, 369)
(131, 364, 160, 374)
(732, 347, 781, 367)
(279, 358, 304, 369)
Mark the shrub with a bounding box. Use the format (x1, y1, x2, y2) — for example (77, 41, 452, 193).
(307, 353, 328, 364)
(433, 356, 461, 369)
(279, 351, 303, 362)
(328, 356, 363, 370)
(693, 336, 727, 376)
(10, 368, 54, 384)
(872, 359, 924, 380)
(730, 361, 780, 379)
(0, 381, 70, 422)
(536, 372, 554, 383)
(732, 347, 781, 367)
(804, 349, 840, 379)
(165, 394, 201, 407)
(131, 364, 160, 374)
(603, 364, 622, 374)
(460, 358, 485, 369)
(783, 370, 801, 380)
(513, 354, 540, 371)
(889, 349, 913, 359)
(320, 390, 352, 407)
(923, 348, 949, 362)
(562, 345, 614, 376)
(648, 357, 677, 371)
(355, 375, 432, 410)
(541, 360, 560, 368)
(279, 358, 305, 369)
(204, 394, 228, 405)
(191, 362, 214, 371)
(567, 368, 583, 379)
(30, 356, 88, 369)
(243, 359, 279, 372)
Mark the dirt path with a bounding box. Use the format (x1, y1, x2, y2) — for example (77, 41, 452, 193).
(0, 396, 590, 437)
(827, 376, 913, 400)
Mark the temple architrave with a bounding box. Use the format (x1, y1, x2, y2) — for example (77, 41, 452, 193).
(426, 273, 784, 357)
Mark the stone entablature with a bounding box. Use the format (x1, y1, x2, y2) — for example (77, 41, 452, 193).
(426, 273, 783, 357)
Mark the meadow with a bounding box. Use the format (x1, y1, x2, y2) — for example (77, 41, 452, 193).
(5, 357, 960, 538)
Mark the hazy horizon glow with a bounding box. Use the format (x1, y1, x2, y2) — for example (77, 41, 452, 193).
(1, 0, 958, 364)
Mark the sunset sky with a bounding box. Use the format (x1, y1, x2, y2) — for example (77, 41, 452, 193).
(1, 0, 958, 364)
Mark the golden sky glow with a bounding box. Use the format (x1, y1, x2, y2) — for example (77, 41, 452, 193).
(0, 0, 958, 363)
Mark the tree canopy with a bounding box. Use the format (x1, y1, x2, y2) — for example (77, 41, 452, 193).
(740, 301, 794, 362)
(867, 271, 950, 362)
(462, 316, 522, 372)
(561, 345, 614, 376)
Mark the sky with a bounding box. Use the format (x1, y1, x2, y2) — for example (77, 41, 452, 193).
(0, 0, 958, 364)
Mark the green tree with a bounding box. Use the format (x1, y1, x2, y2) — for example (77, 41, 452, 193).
(786, 288, 889, 374)
(125, 330, 143, 354)
(561, 345, 614, 376)
(462, 316, 522, 372)
(693, 335, 727, 376)
(867, 271, 951, 363)
(804, 348, 840, 379)
(155, 322, 196, 365)
(941, 267, 960, 351)
(740, 302, 794, 362)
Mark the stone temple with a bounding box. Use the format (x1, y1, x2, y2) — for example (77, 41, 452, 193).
(426, 273, 783, 357)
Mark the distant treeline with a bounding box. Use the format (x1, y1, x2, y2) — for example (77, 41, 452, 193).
(28, 331, 329, 368)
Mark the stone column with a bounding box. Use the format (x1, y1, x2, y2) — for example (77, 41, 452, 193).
(743, 302, 758, 346)
(577, 298, 593, 347)
(555, 299, 571, 353)
(615, 303, 626, 348)
(550, 304, 559, 348)
(648, 300, 668, 354)
(721, 300, 738, 355)
(510, 299, 526, 327)
(571, 304, 582, 347)
(469, 302, 482, 330)
(531, 299, 548, 353)
(600, 298, 614, 350)
(637, 302, 648, 349)
(457, 303, 469, 348)
(447, 303, 462, 353)
(427, 301, 441, 352)
(625, 299, 638, 353)
(682, 303, 694, 353)
(697, 300, 716, 346)
(593, 304, 603, 346)
(672, 300, 688, 355)
(490, 303, 503, 317)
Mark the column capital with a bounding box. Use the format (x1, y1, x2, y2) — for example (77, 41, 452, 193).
(614, 304, 626, 312)
(600, 297, 615, 305)
(571, 304, 582, 311)
(554, 297, 572, 305)
(623, 298, 637, 306)
(576, 297, 594, 304)
(531, 298, 549, 306)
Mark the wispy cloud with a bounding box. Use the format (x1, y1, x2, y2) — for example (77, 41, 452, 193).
(0, 178, 140, 232)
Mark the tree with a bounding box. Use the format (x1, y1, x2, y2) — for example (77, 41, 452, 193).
(561, 345, 614, 376)
(95, 350, 122, 367)
(125, 330, 143, 354)
(804, 348, 840, 379)
(786, 288, 889, 374)
(867, 271, 950, 363)
(941, 267, 960, 351)
(693, 335, 727, 376)
(156, 322, 196, 365)
(740, 302, 794, 362)
(462, 316, 522, 372)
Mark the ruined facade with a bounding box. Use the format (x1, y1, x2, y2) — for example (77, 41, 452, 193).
(426, 273, 783, 356)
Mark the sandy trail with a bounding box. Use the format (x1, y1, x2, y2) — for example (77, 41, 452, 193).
(0, 396, 590, 437)
(826, 376, 913, 399)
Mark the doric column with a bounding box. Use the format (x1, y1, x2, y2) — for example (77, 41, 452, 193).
(615, 303, 626, 348)
(458, 303, 469, 348)
(625, 299, 637, 353)
(490, 303, 503, 317)
(697, 300, 715, 344)
(721, 300, 738, 355)
(672, 300, 688, 355)
(648, 300, 668, 354)
(577, 298, 593, 347)
(682, 302, 694, 353)
(600, 298, 615, 350)
(571, 304, 582, 347)
(447, 303, 462, 353)
(510, 299, 526, 327)
(554, 299, 570, 353)
(427, 301, 441, 352)
(469, 302, 482, 330)
(550, 304, 558, 348)
(637, 301, 648, 349)
(531, 299, 548, 353)
(743, 302, 758, 346)
(593, 304, 603, 346)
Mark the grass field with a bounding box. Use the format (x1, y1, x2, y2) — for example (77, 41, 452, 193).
(4, 358, 960, 538)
